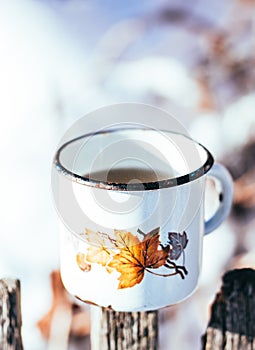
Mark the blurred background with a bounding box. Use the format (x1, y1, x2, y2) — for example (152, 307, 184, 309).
(0, 0, 254, 349)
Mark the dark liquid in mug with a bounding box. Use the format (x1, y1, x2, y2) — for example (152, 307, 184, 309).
(84, 167, 170, 183)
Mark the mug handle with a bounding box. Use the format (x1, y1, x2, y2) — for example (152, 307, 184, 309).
(204, 163, 233, 235)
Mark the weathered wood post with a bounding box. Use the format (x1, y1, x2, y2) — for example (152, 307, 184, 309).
(202, 268, 255, 349)
(0, 279, 23, 350)
(91, 307, 158, 350)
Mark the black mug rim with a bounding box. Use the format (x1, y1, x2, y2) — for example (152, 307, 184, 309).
(53, 127, 214, 191)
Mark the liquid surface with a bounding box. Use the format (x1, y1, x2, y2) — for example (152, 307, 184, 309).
(84, 167, 171, 183)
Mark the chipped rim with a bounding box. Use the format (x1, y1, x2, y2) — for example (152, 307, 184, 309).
(53, 127, 214, 191)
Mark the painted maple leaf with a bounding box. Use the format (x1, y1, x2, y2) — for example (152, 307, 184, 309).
(77, 229, 115, 273)
(168, 231, 188, 260)
(83, 228, 116, 248)
(108, 228, 170, 289)
(76, 252, 91, 272)
(86, 246, 111, 267)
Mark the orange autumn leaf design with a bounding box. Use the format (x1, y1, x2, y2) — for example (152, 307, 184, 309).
(86, 246, 110, 266)
(76, 253, 91, 272)
(108, 228, 170, 289)
(76, 247, 114, 274)
(77, 227, 188, 288)
(83, 228, 115, 248)
(86, 246, 114, 273)
(83, 229, 115, 272)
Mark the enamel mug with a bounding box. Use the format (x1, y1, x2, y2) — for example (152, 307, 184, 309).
(53, 127, 233, 311)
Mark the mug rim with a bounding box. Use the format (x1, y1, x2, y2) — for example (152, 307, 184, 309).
(54, 127, 214, 191)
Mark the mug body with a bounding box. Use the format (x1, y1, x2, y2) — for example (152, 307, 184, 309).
(59, 177, 205, 311)
(53, 127, 214, 311)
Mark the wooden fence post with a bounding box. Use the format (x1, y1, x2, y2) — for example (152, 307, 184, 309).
(0, 279, 23, 350)
(90, 307, 158, 350)
(202, 268, 255, 349)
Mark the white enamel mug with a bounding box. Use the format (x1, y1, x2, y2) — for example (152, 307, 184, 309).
(53, 127, 233, 311)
